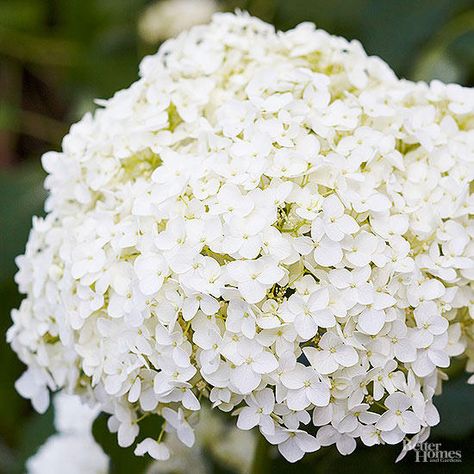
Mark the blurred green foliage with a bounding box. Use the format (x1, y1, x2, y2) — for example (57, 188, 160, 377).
(274, 0, 474, 84)
(0, 0, 473, 472)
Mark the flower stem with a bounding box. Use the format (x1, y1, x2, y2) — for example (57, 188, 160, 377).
(250, 433, 271, 474)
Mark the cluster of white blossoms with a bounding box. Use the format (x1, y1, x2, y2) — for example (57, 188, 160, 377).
(8, 12, 474, 464)
(27, 394, 108, 474)
(148, 405, 255, 474)
(138, 0, 219, 44)
(27, 393, 252, 474)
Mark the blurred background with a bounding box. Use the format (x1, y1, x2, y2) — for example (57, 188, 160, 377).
(0, 0, 473, 472)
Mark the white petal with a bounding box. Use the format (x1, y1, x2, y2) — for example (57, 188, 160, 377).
(313, 405, 333, 426)
(182, 390, 201, 411)
(237, 407, 260, 430)
(428, 349, 450, 368)
(385, 392, 411, 412)
(231, 364, 261, 394)
(306, 383, 330, 407)
(313, 309, 336, 328)
(314, 240, 343, 267)
(119, 422, 139, 448)
(338, 415, 358, 433)
(278, 438, 304, 463)
(304, 347, 338, 374)
(239, 280, 266, 304)
(252, 351, 279, 374)
(334, 345, 358, 367)
(412, 352, 435, 377)
(394, 339, 417, 362)
(380, 427, 404, 444)
(294, 432, 320, 453)
(376, 412, 397, 431)
(294, 315, 318, 339)
(358, 309, 385, 335)
(328, 269, 351, 289)
(256, 388, 275, 413)
(177, 424, 195, 447)
(286, 389, 310, 411)
(399, 411, 421, 434)
(336, 435, 356, 455)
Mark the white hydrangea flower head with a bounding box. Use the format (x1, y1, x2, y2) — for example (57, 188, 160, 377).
(27, 435, 109, 474)
(27, 393, 108, 474)
(9, 12, 474, 464)
(138, 0, 219, 44)
(53, 391, 100, 434)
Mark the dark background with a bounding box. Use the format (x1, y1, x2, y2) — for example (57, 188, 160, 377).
(0, 1, 473, 472)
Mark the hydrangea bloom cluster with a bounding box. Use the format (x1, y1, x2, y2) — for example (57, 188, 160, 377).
(8, 12, 474, 464)
(27, 394, 108, 474)
(138, 0, 219, 44)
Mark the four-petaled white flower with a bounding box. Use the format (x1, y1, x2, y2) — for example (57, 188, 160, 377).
(281, 364, 331, 410)
(376, 393, 421, 434)
(304, 332, 359, 374)
(226, 257, 285, 304)
(237, 388, 275, 434)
